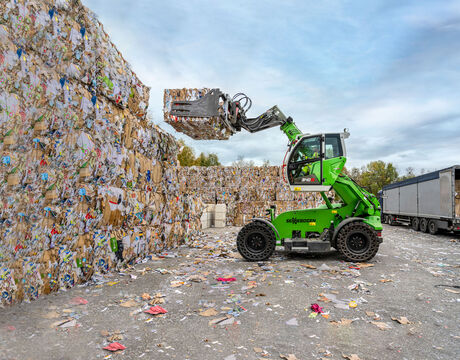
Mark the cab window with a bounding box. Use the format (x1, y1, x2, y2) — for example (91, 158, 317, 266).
(289, 136, 321, 163)
(324, 134, 343, 159)
(287, 135, 322, 185)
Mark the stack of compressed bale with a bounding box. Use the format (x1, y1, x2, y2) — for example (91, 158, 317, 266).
(0, 0, 202, 306)
(163, 88, 233, 140)
(179, 166, 328, 226)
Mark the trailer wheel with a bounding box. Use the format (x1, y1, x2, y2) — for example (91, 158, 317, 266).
(237, 222, 276, 261)
(336, 222, 380, 262)
(388, 216, 396, 226)
(411, 217, 420, 231)
(419, 218, 428, 233)
(428, 220, 438, 235)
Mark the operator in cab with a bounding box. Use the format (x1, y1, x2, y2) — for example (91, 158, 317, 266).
(301, 143, 320, 176)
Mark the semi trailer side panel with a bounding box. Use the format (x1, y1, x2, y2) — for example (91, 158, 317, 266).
(384, 187, 399, 214)
(440, 169, 454, 218)
(418, 178, 441, 218)
(382, 165, 460, 225)
(399, 183, 418, 216)
(456, 175, 460, 218)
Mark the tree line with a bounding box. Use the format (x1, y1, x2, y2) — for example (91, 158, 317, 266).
(343, 161, 431, 195)
(177, 142, 270, 168)
(177, 140, 221, 167)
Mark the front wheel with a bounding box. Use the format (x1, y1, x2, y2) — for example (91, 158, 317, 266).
(237, 222, 276, 261)
(336, 222, 380, 262)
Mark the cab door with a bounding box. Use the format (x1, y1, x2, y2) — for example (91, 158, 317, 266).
(285, 133, 345, 192)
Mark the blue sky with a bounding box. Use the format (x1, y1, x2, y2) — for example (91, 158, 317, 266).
(83, 0, 460, 174)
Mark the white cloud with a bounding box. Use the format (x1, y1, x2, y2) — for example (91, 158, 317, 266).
(83, 0, 460, 175)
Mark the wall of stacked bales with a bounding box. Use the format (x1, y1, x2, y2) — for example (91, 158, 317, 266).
(0, 0, 203, 305)
(0, 0, 332, 306)
(179, 166, 330, 226)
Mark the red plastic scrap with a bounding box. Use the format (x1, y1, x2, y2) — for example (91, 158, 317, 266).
(144, 306, 168, 315)
(14, 244, 23, 252)
(216, 277, 236, 282)
(311, 303, 324, 313)
(70, 297, 88, 305)
(349, 266, 360, 270)
(103, 342, 126, 352)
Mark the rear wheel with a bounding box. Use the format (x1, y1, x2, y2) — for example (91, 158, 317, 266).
(237, 222, 276, 261)
(411, 217, 420, 231)
(428, 220, 438, 235)
(388, 215, 396, 226)
(420, 218, 428, 233)
(336, 222, 380, 262)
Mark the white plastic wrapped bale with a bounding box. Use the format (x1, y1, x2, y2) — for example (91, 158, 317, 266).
(164, 88, 233, 140)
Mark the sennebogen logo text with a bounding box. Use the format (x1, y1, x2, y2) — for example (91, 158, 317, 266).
(286, 218, 316, 224)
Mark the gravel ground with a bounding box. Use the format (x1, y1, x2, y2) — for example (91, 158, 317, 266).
(0, 224, 459, 360)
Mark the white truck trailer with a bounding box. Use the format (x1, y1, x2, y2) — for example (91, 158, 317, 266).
(380, 165, 460, 234)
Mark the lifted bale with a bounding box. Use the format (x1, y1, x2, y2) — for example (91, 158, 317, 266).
(163, 88, 233, 140)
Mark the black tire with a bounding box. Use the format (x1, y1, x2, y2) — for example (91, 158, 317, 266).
(336, 222, 380, 262)
(237, 222, 276, 261)
(411, 217, 420, 231)
(428, 220, 438, 235)
(419, 218, 428, 233)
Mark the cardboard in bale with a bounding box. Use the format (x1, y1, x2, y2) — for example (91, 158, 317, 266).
(0, 0, 203, 306)
(179, 166, 332, 226)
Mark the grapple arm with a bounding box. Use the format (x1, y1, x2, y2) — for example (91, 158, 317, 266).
(170, 89, 224, 118)
(169, 89, 301, 142)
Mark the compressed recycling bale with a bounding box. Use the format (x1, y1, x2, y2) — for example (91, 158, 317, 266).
(214, 219, 226, 228)
(0, 0, 203, 306)
(179, 166, 332, 226)
(164, 88, 233, 140)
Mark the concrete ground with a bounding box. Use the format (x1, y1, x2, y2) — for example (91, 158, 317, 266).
(1, 224, 459, 360)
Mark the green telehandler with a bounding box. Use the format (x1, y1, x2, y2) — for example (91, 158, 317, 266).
(169, 89, 383, 262)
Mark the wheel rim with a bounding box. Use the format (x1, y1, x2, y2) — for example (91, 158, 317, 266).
(346, 233, 370, 254)
(246, 233, 267, 253)
(421, 219, 427, 230)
